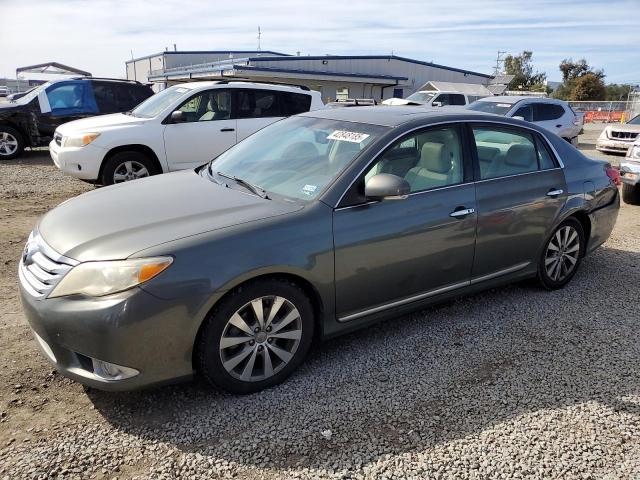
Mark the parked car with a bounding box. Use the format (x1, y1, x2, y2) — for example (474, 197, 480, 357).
(383, 90, 482, 107)
(0, 78, 153, 160)
(620, 138, 640, 204)
(326, 98, 378, 108)
(0, 86, 9, 97)
(50, 81, 324, 185)
(467, 96, 583, 145)
(19, 108, 619, 394)
(596, 115, 640, 155)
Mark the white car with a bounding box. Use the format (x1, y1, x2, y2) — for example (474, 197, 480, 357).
(596, 115, 640, 154)
(50, 81, 324, 185)
(383, 90, 477, 107)
(467, 96, 583, 145)
(621, 138, 640, 205)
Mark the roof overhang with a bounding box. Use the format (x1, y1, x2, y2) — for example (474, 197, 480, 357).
(16, 62, 91, 77)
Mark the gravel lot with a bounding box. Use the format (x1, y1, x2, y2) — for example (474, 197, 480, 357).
(0, 125, 639, 479)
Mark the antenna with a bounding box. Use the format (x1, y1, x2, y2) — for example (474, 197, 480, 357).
(257, 26, 261, 51)
(494, 50, 506, 76)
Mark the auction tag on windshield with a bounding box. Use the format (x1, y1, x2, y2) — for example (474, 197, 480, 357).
(302, 184, 317, 195)
(327, 130, 370, 143)
(496, 103, 512, 108)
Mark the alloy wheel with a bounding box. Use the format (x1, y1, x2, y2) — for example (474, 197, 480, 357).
(0, 132, 18, 156)
(544, 225, 581, 282)
(113, 160, 149, 183)
(219, 296, 302, 382)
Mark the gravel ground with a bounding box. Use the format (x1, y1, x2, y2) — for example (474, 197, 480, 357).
(0, 126, 639, 480)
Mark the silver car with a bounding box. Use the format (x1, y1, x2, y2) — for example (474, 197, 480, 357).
(467, 96, 583, 145)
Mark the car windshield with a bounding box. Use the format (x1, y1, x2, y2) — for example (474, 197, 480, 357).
(467, 101, 514, 115)
(208, 116, 388, 201)
(405, 91, 436, 103)
(129, 86, 190, 118)
(12, 82, 51, 105)
(627, 115, 640, 125)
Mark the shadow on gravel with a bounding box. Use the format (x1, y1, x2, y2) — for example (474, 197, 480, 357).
(87, 245, 640, 472)
(0, 149, 52, 166)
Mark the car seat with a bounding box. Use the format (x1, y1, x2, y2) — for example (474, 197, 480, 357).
(404, 142, 460, 191)
(487, 143, 537, 177)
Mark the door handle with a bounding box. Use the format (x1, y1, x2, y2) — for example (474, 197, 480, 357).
(555, 124, 562, 128)
(449, 207, 475, 218)
(220, 128, 235, 132)
(546, 189, 564, 197)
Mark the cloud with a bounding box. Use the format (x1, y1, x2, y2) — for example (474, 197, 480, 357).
(1, 0, 638, 83)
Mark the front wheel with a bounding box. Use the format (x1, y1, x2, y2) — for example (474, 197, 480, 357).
(537, 218, 585, 290)
(0, 126, 24, 160)
(196, 278, 314, 394)
(622, 183, 640, 205)
(101, 151, 158, 185)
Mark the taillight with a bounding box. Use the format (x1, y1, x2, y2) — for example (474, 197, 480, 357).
(605, 165, 621, 186)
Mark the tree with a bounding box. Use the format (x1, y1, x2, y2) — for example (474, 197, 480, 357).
(553, 58, 606, 101)
(570, 73, 606, 101)
(605, 83, 633, 101)
(504, 51, 546, 91)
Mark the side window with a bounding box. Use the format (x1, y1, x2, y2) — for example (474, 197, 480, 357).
(472, 127, 538, 179)
(449, 94, 466, 106)
(279, 92, 312, 115)
(176, 90, 231, 122)
(113, 84, 143, 111)
(536, 136, 557, 170)
(433, 94, 449, 105)
(513, 105, 533, 122)
(365, 126, 464, 193)
(45, 82, 97, 116)
(534, 103, 563, 121)
(237, 90, 281, 119)
(92, 83, 118, 113)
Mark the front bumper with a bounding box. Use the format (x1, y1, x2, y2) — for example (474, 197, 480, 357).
(49, 139, 105, 181)
(621, 160, 640, 186)
(19, 273, 202, 391)
(596, 138, 635, 154)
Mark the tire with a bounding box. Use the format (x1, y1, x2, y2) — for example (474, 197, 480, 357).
(0, 126, 25, 160)
(196, 278, 315, 394)
(537, 217, 585, 290)
(101, 151, 158, 185)
(622, 183, 640, 206)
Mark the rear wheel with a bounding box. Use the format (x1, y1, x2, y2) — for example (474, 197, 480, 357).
(196, 278, 314, 394)
(622, 183, 640, 205)
(101, 151, 158, 185)
(538, 218, 585, 290)
(0, 126, 24, 160)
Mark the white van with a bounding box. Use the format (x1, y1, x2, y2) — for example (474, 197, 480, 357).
(50, 81, 324, 185)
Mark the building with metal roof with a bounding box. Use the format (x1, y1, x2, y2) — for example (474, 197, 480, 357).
(126, 50, 493, 102)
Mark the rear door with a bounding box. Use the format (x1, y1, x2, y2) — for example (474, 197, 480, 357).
(162, 88, 236, 170)
(235, 89, 285, 142)
(533, 103, 567, 137)
(470, 124, 567, 281)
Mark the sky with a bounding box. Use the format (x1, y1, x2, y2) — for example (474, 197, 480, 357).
(1, 0, 639, 84)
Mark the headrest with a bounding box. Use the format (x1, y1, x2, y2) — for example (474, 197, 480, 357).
(281, 141, 319, 160)
(505, 143, 536, 168)
(256, 94, 274, 110)
(420, 142, 451, 174)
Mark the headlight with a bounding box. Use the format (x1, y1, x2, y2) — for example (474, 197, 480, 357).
(62, 132, 100, 148)
(49, 256, 173, 298)
(628, 145, 640, 159)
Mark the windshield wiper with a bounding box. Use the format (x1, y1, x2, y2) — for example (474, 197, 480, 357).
(216, 171, 269, 199)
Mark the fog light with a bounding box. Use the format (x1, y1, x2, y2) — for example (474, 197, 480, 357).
(91, 359, 139, 381)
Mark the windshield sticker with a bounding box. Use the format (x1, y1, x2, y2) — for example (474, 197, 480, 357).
(327, 130, 370, 143)
(496, 103, 512, 108)
(301, 184, 317, 195)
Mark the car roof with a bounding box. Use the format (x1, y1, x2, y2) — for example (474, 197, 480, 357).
(477, 96, 566, 105)
(300, 105, 536, 127)
(175, 81, 314, 94)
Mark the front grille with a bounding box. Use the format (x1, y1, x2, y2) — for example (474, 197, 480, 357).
(610, 130, 638, 141)
(54, 133, 62, 146)
(18, 233, 77, 298)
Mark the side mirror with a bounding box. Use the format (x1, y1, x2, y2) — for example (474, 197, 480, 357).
(431, 101, 443, 107)
(365, 173, 410, 201)
(170, 110, 185, 123)
(513, 115, 525, 121)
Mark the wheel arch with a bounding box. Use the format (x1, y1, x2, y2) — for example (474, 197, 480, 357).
(0, 121, 30, 146)
(99, 144, 164, 182)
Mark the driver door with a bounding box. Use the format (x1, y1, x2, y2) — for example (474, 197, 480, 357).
(163, 89, 237, 170)
(332, 125, 477, 320)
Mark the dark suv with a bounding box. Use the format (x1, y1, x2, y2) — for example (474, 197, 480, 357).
(0, 78, 153, 160)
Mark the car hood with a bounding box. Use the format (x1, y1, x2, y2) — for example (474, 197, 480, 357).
(606, 124, 640, 133)
(38, 169, 302, 262)
(56, 113, 151, 135)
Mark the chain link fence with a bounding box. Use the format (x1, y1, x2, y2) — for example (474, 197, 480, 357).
(569, 94, 640, 123)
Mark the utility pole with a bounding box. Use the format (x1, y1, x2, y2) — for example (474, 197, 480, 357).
(494, 50, 506, 76)
(257, 26, 261, 52)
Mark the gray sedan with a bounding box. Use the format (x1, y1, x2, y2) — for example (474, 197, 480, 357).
(18, 107, 620, 394)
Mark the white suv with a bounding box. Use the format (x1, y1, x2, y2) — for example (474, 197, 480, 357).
(50, 81, 324, 184)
